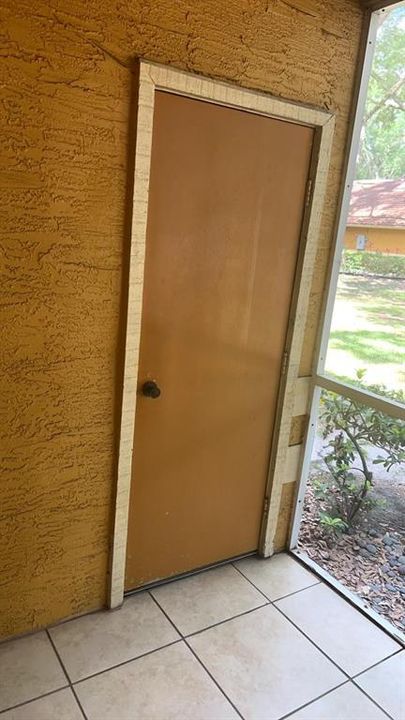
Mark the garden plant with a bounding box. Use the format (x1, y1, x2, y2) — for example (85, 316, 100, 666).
(316, 374, 405, 535)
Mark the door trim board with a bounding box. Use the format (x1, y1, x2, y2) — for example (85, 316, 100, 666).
(109, 60, 334, 609)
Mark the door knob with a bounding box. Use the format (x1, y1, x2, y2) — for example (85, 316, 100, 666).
(142, 380, 161, 399)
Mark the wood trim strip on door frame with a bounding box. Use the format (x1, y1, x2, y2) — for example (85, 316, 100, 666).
(109, 59, 335, 608)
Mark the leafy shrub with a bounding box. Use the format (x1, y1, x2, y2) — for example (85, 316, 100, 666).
(316, 374, 404, 528)
(342, 250, 364, 274)
(319, 513, 348, 538)
(312, 475, 330, 500)
(341, 249, 405, 278)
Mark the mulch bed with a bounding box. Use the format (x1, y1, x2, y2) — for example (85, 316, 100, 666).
(298, 479, 405, 635)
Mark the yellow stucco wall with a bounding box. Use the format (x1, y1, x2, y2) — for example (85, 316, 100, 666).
(0, 0, 364, 639)
(345, 226, 405, 255)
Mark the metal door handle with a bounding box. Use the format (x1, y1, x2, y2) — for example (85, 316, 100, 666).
(142, 380, 161, 399)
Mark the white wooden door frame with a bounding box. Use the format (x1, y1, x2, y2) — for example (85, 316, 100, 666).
(109, 60, 334, 608)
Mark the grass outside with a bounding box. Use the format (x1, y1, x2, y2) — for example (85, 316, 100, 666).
(325, 274, 405, 394)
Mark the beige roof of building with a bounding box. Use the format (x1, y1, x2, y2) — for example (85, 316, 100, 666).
(348, 179, 405, 228)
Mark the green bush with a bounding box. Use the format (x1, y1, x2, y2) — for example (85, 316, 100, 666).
(317, 376, 404, 528)
(341, 249, 405, 278)
(319, 513, 348, 538)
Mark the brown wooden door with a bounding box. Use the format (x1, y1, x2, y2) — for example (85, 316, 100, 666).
(125, 91, 313, 590)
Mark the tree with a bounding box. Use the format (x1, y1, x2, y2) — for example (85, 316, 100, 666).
(356, 5, 405, 180)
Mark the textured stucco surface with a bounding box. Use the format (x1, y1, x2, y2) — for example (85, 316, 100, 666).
(1, 0, 363, 638)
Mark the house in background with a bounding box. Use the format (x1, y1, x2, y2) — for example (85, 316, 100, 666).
(345, 178, 405, 254)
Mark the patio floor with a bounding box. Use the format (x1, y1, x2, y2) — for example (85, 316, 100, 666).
(0, 553, 403, 720)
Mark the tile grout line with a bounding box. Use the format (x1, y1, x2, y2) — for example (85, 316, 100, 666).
(184, 602, 271, 640)
(231, 561, 321, 603)
(147, 590, 183, 639)
(46, 630, 88, 720)
(232, 564, 355, 681)
(232, 561, 402, 681)
(351, 646, 403, 679)
(350, 681, 396, 720)
(234, 561, 402, 689)
(278, 679, 351, 720)
(235, 563, 398, 720)
(278, 678, 394, 720)
(273, 597, 403, 712)
(183, 637, 245, 720)
(71, 639, 183, 686)
(66, 686, 88, 720)
(149, 592, 245, 720)
(273, 602, 354, 680)
(230, 562, 273, 602)
(264, 580, 321, 603)
(0, 685, 70, 716)
(289, 550, 405, 647)
(349, 648, 404, 720)
(274, 598, 403, 683)
(230, 566, 367, 714)
(151, 574, 394, 720)
(226, 566, 398, 720)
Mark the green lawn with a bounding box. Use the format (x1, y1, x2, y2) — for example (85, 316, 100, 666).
(325, 275, 405, 393)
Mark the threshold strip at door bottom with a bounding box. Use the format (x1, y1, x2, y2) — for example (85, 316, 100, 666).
(124, 551, 257, 597)
(290, 547, 405, 647)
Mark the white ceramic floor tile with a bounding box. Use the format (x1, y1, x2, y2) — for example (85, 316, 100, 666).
(0, 631, 66, 712)
(276, 583, 400, 677)
(286, 682, 388, 720)
(1, 688, 83, 720)
(355, 651, 405, 720)
(75, 641, 238, 720)
(151, 564, 266, 635)
(235, 553, 319, 600)
(188, 604, 345, 720)
(49, 592, 179, 682)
